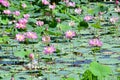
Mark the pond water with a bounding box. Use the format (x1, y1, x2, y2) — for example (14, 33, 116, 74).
(0, 30, 120, 80)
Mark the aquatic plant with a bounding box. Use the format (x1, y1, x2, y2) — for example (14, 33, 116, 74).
(0, 0, 119, 80)
(65, 30, 76, 39)
(89, 38, 102, 47)
(43, 45, 56, 54)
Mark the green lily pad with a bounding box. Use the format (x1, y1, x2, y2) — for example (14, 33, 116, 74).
(91, 21, 101, 29)
(14, 49, 32, 58)
(49, 19, 57, 28)
(78, 21, 89, 30)
(57, 23, 71, 31)
(89, 61, 112, 78)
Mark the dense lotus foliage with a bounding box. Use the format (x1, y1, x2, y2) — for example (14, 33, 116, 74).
(0, 0, 120, 80)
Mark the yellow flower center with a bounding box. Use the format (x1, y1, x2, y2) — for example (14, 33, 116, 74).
(47, 47, 51, 51)
(20, 24, 23, 27)
(18, 36, 23, 39)
(68, 31, 72, 36)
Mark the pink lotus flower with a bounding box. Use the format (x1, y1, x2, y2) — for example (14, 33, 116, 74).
(84, 15, 93, 21)
(25, 32, 38, 39)
(75, 8, 82, 14)
(110, 17, 119, 24)
(42, 35, 51, 43)
(16, 34, 25, 42)
(49, 4, 56, 10)
(43, 46, 56, 54)
(65, 30, 76, 39)
(22, 3, 27, 8)
(42, 0, 49, 5)
(29, 53, 34, 60)
(18, 18, 28, 24)
(15, 18, 27, 29)
(36, 21, 44, 26)
(23, 14, 30, 19)
(0, 0, 3, 3)
(13, 11, 20, 16)
(15, 23, 26, 29)
(116, 0, 119, 5)
(3, 10, 11, 15)
(1, 0, 10, 7)
(63, 0, 69, 3)
(67, 2, 75, 7)
(89, 38, 102, 47)
(69, 21, 75, 27)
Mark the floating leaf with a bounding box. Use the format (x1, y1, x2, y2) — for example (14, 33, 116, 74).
(89, 61, 112, 79)
(57, 23, 71, 31)
(77, 21, 89, 30)
(93, 3, 108, 14)
(55, 13, 69, 19)
(14, 49, 32, 58)
(1, 19, 9, 24)
(0, 36, 10, 44)
(81, 69, 97, 80)
(71, 0, 80, 4)
(66, 12, 79, 22)
(91, 21, 101, 29)
(34, 27, 44, 34)
(49, 19, 57, 28)
(28, 18, 37, 23)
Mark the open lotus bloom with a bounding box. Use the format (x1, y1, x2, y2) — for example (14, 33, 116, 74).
(15, 18, 28, 29)
(43, 45, 56, 54)
(3, 10, 11, 15)
(42, 0, 49, 5)
(15, 22, 26, 29)
(25, 32, 38, 39)
(36, 20, 44, 26)
(65, 30, 76, 39)
(16, 34, 25, 42)
(66, 2, 75, 7)
(0, 0, 10, 7)
(13, 11, 20, 16)
(84, 15, 93, 22)
(18, 18, 28, 24)
(89, 38, 102, 47)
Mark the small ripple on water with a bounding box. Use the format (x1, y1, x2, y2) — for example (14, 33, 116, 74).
(56, 59, 92, 64)
(73, 59, 92, 64)
(99, 55, 111, 59)
(57, 70, 70, 75)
